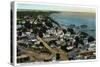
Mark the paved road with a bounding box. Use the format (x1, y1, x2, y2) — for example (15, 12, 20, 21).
(17, 36, 68, 62)
(37, 36, 68, 60)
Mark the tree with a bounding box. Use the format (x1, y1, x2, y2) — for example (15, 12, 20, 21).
(88, 36, 95, 42)
(79, 32, 88, 38)
(67, 28, 75, 34)
(56, 53, 60, 60)
(62, 29, 67, 34)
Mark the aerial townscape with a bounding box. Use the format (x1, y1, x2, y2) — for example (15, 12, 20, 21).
(17, 11, 96, 63)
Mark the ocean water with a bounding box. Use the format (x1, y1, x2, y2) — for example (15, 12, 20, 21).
(50, 12, 96, 37)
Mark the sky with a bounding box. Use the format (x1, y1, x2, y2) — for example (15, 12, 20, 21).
(16, 2, 96, 13)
